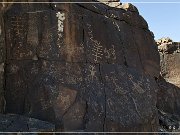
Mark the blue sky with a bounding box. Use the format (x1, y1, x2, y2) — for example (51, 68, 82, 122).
(121, 0, 180, 41)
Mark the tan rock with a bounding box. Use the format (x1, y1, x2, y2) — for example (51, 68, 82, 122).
(121, 3, 139, 12)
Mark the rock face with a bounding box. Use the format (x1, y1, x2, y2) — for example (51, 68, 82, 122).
(1, 1, 160, 132)
(158, 39, 180, 88)
(0, 3, 6, 114)
(156, 38, 180, 131)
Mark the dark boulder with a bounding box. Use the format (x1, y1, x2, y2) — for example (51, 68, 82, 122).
(0, 113, 55, 132)
(1, 0, 160, 132)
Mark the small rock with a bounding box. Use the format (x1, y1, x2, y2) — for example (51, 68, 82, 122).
(0, 114, 55, 132)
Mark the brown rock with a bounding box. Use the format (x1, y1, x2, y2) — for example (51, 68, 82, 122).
(121, 3, 139, 13)
(158, 41, 180, 87)
(2, 0, 160, 132)
(157, 77, 180, 115)
(54, 86, 77, 119)
(156, 40, 180, 131)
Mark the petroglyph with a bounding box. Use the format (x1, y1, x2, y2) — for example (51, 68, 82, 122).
(87, 24, 116, 63)
(131, 81, 145, 94)
(87, 65, 98, 82)
(105, 73, 128, 95)
(11, 16, 24, 37)
(104, 45, 116, 61)
(107, 98, 115, 112)
(10, 64, 19, 73)
(112, 76, 128, 95)
(0, 63, 4, 72)
(114, 21, 121, 31)
(86, 23, 117, 63)
(87, 23, 93, 40)
(87, 23, 103, 63)
(128, 74, 145, 94)
(129, 94, 142, 118)
(27, 13, 38, 46)
(10, 16, 25, 47)
(56, 12, 65, 40)
(92, 41, 103, 63)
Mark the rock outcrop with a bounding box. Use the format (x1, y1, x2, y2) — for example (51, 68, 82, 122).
(158, 38, 180, 87)
(156, 38, 180, 132)
(0, 0, 161, 132)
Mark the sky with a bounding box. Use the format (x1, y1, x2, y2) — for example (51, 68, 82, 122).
(121, 0, 180, 42)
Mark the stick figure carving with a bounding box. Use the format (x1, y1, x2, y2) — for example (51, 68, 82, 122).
(87, 65, 98, 82)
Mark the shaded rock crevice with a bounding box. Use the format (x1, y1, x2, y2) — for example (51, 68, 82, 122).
(98, 63, 107, 131)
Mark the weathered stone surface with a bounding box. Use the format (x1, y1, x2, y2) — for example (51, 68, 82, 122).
(0, 113, 55, 132)
(156, 39, 180, 132)
(157, 39, 180, 87)
(156, 37, 173, 46)
(121, 3, 138, 12)
(157, 77, 180, 115)
(4, 9, 85, 62)
(101, 64, 158, 132)
(158, 110, 180, 132)
(99, 0, 122, 8)
(5, 60, 84, 123)
(63, 101, 86, 131)
(159, 52, 180, 88)
(0, 5, 6, 113)
(2, 1, 160, 132)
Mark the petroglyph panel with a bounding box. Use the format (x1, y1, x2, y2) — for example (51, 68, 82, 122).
(82, 63, 105, 131)
(83, 10, 124, 64)
(5, 60, 85, 122)
(3, 2, 161, 132)
(5, 14, 31, 60)
(101, 64, 158, 127)
(37, 10, 62, 60)
(5, 8, 85, 62)
(105, 71, 129, 95)
(38, 10, 85, 62)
